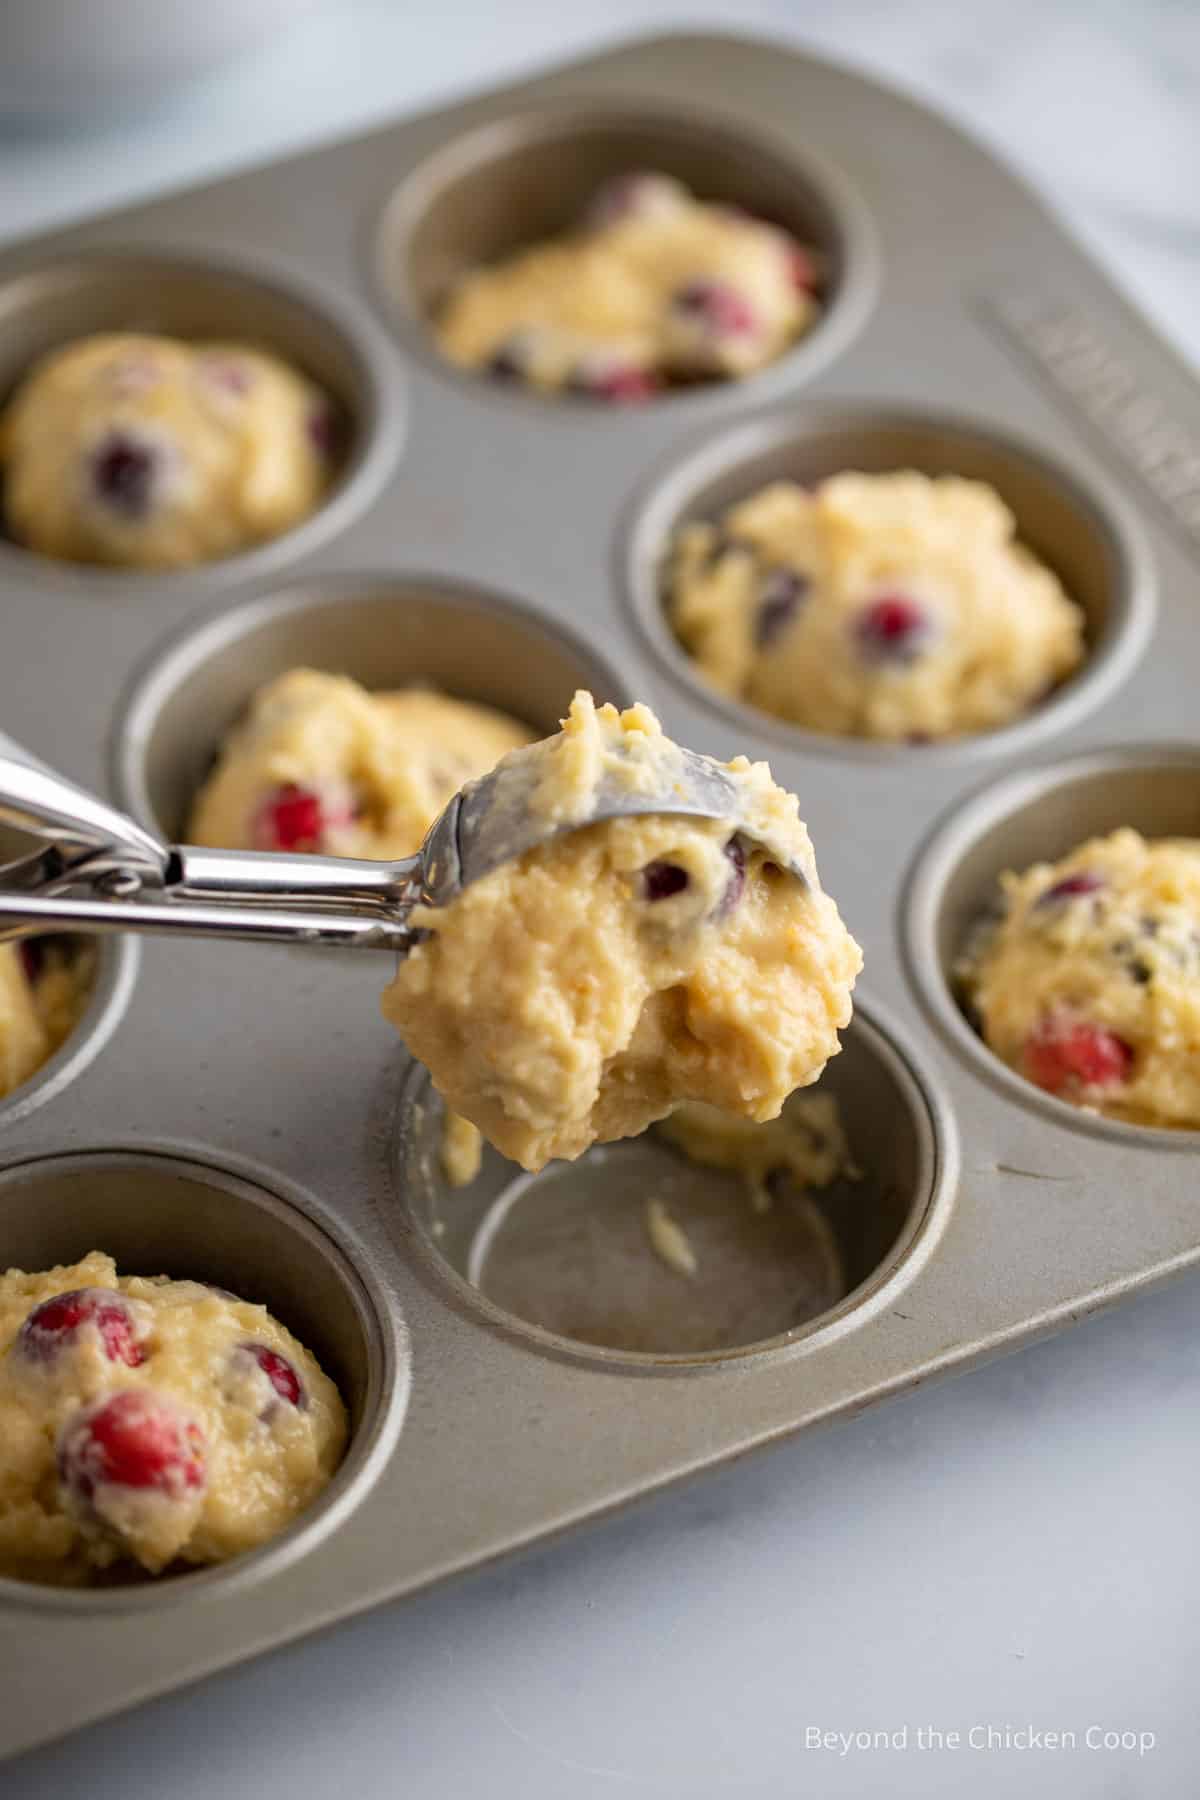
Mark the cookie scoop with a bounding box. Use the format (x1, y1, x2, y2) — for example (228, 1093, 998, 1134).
(0, 698, 813, 954)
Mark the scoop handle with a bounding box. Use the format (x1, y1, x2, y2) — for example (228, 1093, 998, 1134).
(0, 747, 169, 883)
(0, 889, 411, 950)
(0, 743, 422, 951)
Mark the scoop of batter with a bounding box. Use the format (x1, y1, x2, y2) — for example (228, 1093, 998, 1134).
(959, 829, 1200, 1129)
(382, 693, 861, 1171)
(190, 669, 535, 860)
(435, 170, 821, 397)
(0, 939, 91, 1100)
(666, 472, 1085, 741)
(0, 333, 337, 569)
(0, 1251, 346, 1585)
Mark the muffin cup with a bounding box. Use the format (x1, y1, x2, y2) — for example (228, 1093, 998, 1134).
(111, 573, 635, 840)
(0, 1145, 408, 1609)
(0, 814, 138, 1132)
(0, 250, 403, 585)
(904, 745, 1200, 1145)
(625, 405, 1155, 759)
(375, 100, 878, 409)
(391, 1000, 947, 1367)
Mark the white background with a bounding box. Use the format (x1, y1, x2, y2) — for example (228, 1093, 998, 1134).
(6, 5, 1200, 1796)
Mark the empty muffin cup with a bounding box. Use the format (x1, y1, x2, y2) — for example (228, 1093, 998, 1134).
(376, 102, 878, 403)
(0, 251, 401, 580)
(628, 407, 1153, 757)
(0, 1147, 407, 1606)
(111, 574, 633, 840)
(392, 1002, 946, 1365)
(906, 745, 1200, 1141)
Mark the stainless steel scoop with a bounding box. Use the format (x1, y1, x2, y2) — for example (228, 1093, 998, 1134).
(0, 727, 808, 953)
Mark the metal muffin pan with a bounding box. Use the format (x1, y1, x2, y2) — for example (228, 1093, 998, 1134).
(1, 28, 1199, 1757)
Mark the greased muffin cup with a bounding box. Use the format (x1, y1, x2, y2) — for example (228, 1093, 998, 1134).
(0, 27, 1198, 1761)
(392, 1002, 943, 1366)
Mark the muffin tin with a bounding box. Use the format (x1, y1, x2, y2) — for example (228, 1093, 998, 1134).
(1, 29, 1198, 1758)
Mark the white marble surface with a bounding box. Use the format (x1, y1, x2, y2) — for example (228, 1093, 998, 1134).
(6, 4, 1200, 1796)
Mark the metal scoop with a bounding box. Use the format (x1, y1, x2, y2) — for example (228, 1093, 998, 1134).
(0, 726, 808, 954)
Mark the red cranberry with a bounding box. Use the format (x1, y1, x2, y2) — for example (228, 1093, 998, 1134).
(856, 593, 932, 664)
(109, 352, 160, 395)
(199, 355, 252, 396)
(239, 1342, 305, 1409)
(785, 242, 820, 293)
(57, 1390, 205, 1502)
(1023, 1018, 1133, 1095)
(486, 336, 533, 381)
(255, 784, 326, 852)
(584, 171, 685, 228)
(594, 366, 658, 402)
(16, 1288, 147, 1369)
(755, 569, 808, 647)
(306, 405, 340, 457)
(90, 431, 162, 518)
(1036, 871, 1105, 906)
(671, 280, 758, 338)
(17, 939, 45, 983)
(567, 360, 659, 403)
(642, 861, 689, 902)
(717, 836, 747, 917)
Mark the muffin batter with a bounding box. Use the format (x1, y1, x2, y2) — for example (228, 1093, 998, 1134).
(383, 693, 861, 1171)
(0, 333, 337, 569)
(435, 170, 821, 397)
(0, 1251, 346, 1585)
(190, 669, 534, 861)
(666, 472, 1085, 741)
(439, 1109, 485, 1187)
(0, 940, 92, 1100)
(960, 829, 1200, 1128)
(660, 1089, 856, 1209)
(644, 1199, 699, 1278)
(646, 1089, 853, 1276)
